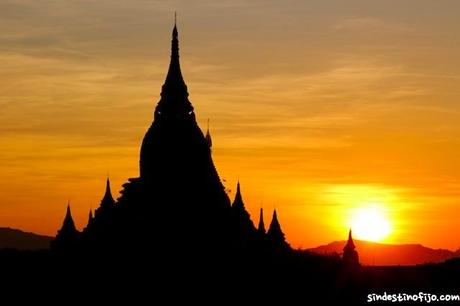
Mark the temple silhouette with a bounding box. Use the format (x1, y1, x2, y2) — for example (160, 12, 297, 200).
(343, 229, 360, 267)
(51, 21, 290, 258)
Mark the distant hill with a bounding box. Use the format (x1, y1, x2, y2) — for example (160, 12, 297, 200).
(309, 240, 460, 266)
(0, 227, 52, 250)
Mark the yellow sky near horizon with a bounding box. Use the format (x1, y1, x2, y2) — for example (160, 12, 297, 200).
(1, 0, 460, 249)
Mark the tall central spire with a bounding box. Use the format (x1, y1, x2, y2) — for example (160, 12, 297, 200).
(164, 16, 183, 89)
(155, 14, 193, 119)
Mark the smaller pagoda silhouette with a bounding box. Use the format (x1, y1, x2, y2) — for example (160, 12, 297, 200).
(230, 181, 256, 249)
(342, 229, 360, 267)
(257, 208, 266, 236)
(267, 209, 290, 251)
(51, 203, 80, 251)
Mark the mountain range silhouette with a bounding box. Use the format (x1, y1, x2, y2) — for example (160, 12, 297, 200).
(310, 239, 460, 266)
(0, 228, 52, 250)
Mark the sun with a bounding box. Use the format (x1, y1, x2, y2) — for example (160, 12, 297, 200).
(349, 205, 392, 242)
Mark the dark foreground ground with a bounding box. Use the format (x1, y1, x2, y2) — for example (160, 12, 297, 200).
(1, 249, 460, 305)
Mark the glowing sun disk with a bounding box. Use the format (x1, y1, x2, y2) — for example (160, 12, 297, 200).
(349, 205, 391, 242)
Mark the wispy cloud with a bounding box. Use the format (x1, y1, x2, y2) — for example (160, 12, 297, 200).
(333, 16, 413, 34)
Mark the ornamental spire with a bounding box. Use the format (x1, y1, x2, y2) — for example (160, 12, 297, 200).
(205, 118, 212, 149)
(267, 209, 289, 250)
(257, 208, 266, 234)
(100, 177, 115, 207)
(156, 13, 193, 118)
(345, 228, 356, 250)
(232, 180, 243, 208)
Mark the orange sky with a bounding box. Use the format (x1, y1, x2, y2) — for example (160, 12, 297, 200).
(1, 0, 460, 249)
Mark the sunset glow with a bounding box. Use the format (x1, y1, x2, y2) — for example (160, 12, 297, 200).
(1, 0, 460, 250)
